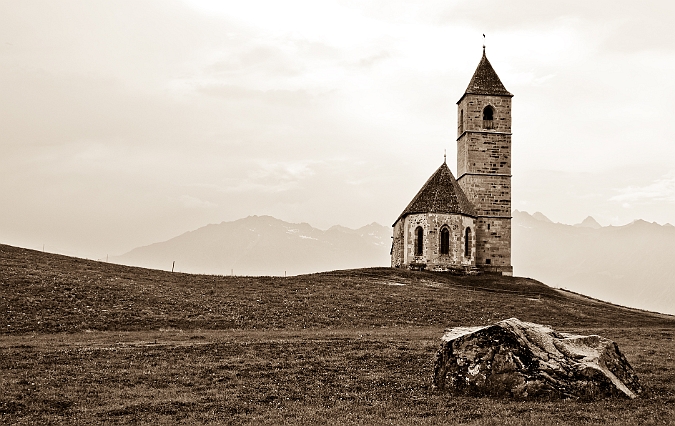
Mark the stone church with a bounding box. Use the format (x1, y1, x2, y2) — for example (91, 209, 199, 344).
(391, 48, 513, 276)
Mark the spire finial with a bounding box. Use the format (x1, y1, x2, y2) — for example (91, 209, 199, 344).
(444, 149, 447, 164)
(482, 34, 486, 55)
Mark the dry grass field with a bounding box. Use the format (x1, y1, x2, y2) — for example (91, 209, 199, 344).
(1, 243, 675, 425)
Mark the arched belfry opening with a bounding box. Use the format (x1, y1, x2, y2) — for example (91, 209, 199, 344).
(482, 105, 494, 129)
(415, 226, 424, 256)
(440, 227, 450, 255)
(464, 227, 472, 257)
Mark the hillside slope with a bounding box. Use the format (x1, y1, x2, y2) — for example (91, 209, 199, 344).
(111, 213, 675, 315)
(2, 243, 672, 335)
(113, 215, 391, 276)
(513, 210, 675, 315)
(2, 244, 675, 425)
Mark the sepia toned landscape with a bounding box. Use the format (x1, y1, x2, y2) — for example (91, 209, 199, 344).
(2, 244, 675, 424)
(3, 1, 675, 424)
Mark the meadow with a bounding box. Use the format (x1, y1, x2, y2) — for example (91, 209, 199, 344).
(1, 244, 674, 425)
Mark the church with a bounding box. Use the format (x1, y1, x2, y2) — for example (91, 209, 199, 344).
(391, 48, 513, 276)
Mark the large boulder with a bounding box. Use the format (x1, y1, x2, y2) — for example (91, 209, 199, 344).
(433, 318, 642, 399)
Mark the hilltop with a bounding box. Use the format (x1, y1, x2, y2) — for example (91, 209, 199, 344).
(2, 243, 672, 335)
(1, 243, 674, 425)
(109, 212, 675, 315)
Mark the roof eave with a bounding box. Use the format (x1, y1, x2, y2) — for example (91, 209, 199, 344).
(393, 210, 477, 227)
(456, 91, 513, 105)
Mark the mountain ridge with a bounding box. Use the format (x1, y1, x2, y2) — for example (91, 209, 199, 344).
(113, 215, 391, 276)
(512, 210, 675, 315)
(112, 211, 675, 314)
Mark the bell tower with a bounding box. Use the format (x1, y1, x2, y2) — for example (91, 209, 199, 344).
(456, 48, 513, 275)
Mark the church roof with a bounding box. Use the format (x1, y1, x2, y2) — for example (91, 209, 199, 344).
(460, 49, 512, 100)
(395, 162, 476, 224)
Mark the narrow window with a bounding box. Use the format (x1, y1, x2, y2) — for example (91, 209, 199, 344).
(415, 226, 424, 256)
(464, 227, 471, 257)
(487, 223, 491, 231)
(486, 259, 491, 265)
(440, 228, 450, 255)
(459, 110, 464, 133)
(483, 106, 494, 129)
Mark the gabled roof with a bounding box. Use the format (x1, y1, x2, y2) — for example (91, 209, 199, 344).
(395, 162, 476, 225)
(459, 49, 512, 101)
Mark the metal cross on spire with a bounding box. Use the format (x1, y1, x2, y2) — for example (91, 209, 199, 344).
(483, 34, 486, 54)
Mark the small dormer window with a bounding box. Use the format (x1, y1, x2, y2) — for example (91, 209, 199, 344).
(483, 106, 494, 129)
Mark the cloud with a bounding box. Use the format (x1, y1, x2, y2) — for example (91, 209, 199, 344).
(2, 0, 675, 257)
(610, 171, 675, 205)
(218, 160, 319, 194)
(197, 84, 313, 107)
(433, 0, 675, 53)
(356, 51, 392, 68)
(177, 195, 217, 209)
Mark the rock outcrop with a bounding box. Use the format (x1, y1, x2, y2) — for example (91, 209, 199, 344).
(433, 318, 642, 399)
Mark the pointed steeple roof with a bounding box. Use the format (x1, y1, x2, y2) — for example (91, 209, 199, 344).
(461, 48, 512, 100)
(395, 162, 476, 224)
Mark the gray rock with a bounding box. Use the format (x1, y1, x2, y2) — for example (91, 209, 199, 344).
(433, 318, 643, 399)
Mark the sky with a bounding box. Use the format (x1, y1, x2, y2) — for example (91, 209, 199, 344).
(1, 0, 674, 259)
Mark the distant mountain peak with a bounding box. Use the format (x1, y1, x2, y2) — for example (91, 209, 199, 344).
(574, 216, 602, 229)
(114, 215, 391, 276)
(328, 225, 357, 234)
(512, 211, 675, 315)
(532, 212, 553, 223)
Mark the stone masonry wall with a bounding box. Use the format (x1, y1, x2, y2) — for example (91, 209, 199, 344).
(457, 95, 512, 135)
(395, 213, 475, 271)
(391, 220, 405, 267)
(472, 217, 511, 273)
(457, 133, 511, 178)
(456, 93, 512, 275)
(457, 174, 511, 217)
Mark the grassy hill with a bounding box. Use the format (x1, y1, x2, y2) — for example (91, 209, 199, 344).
(1, 243, 675, 425)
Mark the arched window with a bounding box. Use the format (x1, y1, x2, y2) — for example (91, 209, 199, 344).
(482, 106, 494, 129)
(415, 226, 424, 256)
(440, 227, 450, 255)
(464, 227, 472, 257)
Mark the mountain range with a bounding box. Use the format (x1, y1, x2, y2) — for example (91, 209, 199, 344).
(114, 212, 675, 314)
(512, 210, 675, 315)
(113, 215, 391, 277)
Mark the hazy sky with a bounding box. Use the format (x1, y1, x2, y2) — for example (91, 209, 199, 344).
(2, 0, 674, 259)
